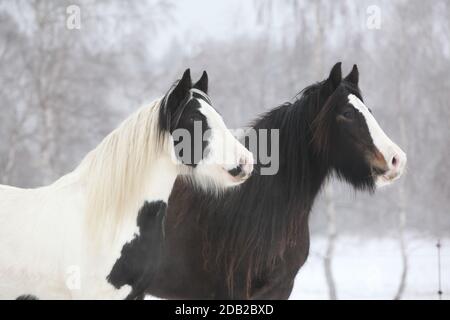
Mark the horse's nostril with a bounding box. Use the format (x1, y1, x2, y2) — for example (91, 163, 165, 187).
(392, 155, 398, 167)
(228, 165, 243, 177)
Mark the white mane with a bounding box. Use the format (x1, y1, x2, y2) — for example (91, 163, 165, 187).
(77, 98, 168, 241)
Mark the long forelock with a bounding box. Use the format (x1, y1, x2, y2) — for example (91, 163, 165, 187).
(191, 88, 212, 105)
(159, 86, 216, 137)
(341, 80, 363, 101)
(158, 85, 190, 135)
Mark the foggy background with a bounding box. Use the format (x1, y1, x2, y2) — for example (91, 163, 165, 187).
(0, 0, 449, 299)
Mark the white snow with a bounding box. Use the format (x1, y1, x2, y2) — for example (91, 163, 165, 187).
(290, 234, 450, 300)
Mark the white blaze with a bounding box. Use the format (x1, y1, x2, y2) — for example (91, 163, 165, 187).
(198, 99, 252, 169)
(348, 94, 406, 186)
(189, 98, 254, 188)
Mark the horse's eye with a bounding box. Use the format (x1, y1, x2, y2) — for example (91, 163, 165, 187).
(342, 109, 355, 119)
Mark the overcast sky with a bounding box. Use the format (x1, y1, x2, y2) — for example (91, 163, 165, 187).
(153, 0, 263, 57)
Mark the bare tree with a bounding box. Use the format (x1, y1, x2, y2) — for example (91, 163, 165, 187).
(324, 183, 338, 300)
(0, 0, 174, 186)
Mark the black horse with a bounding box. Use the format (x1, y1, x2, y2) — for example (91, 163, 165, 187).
(114, 63, 407, 299)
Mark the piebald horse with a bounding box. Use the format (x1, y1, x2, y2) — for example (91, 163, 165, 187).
(0, 69, 253, 299)
(115, 63, 407, 299)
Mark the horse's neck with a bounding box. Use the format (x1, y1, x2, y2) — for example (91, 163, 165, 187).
(137, 156, 179, 202)
(255, 103, 329, 204)
(75, 153, 179, 231)
(244, 103, 330, 255)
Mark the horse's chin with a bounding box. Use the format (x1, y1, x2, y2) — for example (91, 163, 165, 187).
(375, 174, 400, 188)
(179, 165, 245, 194)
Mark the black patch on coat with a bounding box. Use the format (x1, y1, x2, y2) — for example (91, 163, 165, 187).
(107, 200, 167, 299)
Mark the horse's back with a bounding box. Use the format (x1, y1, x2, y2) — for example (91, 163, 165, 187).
(0, 184, 30, 218)
(0, 184, 40, 220)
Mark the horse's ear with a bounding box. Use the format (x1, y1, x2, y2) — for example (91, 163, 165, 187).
(167, 68, 192, 111)
(193, 71, 208, 94)
(344, 64, 359, 85)
(173, 68, 192, 95)
(327, 62, 342, 90)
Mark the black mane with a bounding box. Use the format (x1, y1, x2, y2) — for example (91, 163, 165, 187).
(194, 80, 338, 296)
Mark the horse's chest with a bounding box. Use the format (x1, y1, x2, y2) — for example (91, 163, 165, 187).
(106, 200, 167, 299)
(249, 230, 311, 299)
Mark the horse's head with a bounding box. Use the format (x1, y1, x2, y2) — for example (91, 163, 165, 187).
(160, 69, 253, 188)
(312, 63, 406, 190)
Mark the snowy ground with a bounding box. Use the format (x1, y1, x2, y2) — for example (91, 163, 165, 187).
(290, 234, 449, 300)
